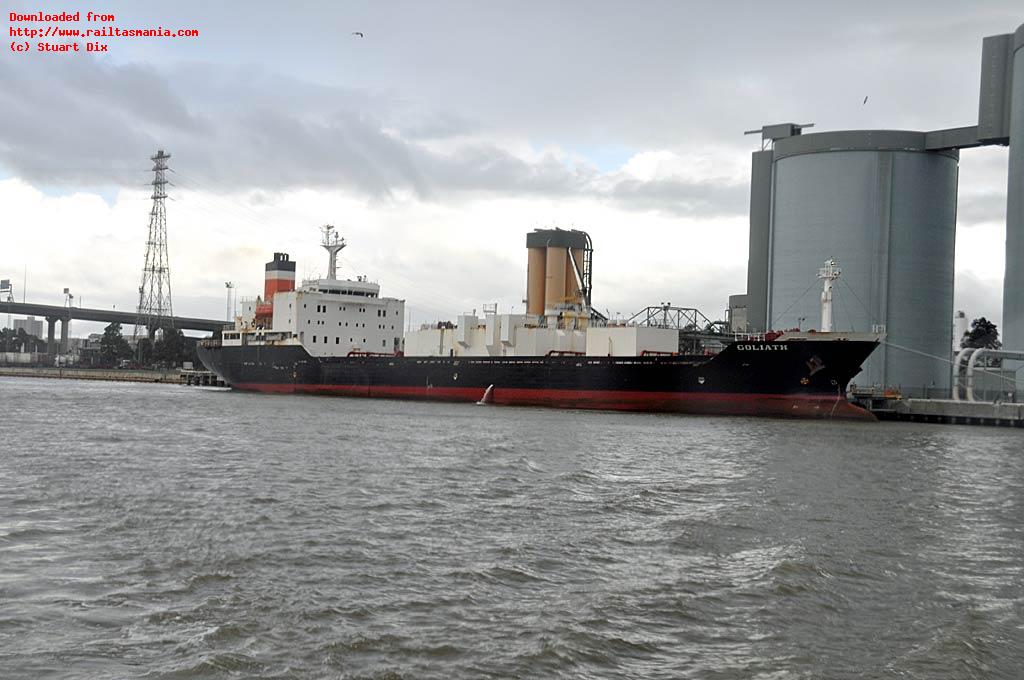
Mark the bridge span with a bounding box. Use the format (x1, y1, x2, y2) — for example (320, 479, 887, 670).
(3, 301, 226, 354)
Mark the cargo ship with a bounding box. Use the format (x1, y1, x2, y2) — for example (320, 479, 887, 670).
(198, 227, 880, 419)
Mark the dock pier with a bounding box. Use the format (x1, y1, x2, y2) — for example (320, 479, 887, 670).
(855, 396, 1024, 427)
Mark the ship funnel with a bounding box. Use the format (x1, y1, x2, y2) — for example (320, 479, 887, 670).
(264, 252, 296, 301)
(525, 228, 593, 318)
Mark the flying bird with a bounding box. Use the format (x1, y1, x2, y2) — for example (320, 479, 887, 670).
(352, 31, 364, 37)
(863, 96, 869, 105)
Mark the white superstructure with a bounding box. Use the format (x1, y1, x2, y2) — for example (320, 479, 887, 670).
(223, 228, 405, 356)
(269, 277, 404, 356)
(403, 309, 678, 358)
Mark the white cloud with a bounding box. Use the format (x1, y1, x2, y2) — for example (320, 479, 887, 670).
(0, 175, 751, 336)
(954, 220, 1006, 329)
(619, 149, 747, 185)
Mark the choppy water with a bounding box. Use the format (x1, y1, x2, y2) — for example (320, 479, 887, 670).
(2, 377, 1023, 679)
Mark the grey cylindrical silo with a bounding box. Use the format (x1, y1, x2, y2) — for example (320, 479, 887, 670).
(767, 131, 959, 392)
(1002, 23, 1024, 352)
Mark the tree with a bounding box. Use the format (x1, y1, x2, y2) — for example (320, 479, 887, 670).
(24, 328, 45, 353)
(962, 317, 1001, 350)
(0, 327, 44, 353)
(961, 317, 1002, 368)
(182, 336, 200, 366)
(152, 326, 185, 366)
(135, 336, 153, 365)
(17, 328, 42, 353)
(99, 322, 132, 367)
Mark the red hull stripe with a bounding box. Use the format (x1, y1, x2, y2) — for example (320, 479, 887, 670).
(232, 383, 875, 420)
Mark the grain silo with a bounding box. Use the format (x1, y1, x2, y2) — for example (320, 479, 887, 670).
(768, 131, 958, 391)
(742, 20, 1024, 393)
(1002, 23, 1024, 354)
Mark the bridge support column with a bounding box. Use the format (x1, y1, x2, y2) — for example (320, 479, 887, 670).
(45, 316, 57, 355)
(59, 316, 70, 354)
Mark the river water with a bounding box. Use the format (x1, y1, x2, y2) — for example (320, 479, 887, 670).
(2, 376, 1023, 678)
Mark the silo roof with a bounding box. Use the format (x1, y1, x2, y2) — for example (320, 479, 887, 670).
(526, 228, 590, 249)
(773, 130, 959, 161)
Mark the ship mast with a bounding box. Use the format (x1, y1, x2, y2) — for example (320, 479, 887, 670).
(818, 258, 841, 333)
(321, 224, 347, 280)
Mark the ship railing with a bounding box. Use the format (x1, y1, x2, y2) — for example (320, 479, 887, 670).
(261, 331, 295, 343)
(849, 384, 902, 400)
(233, 330, 295, 346)
(732, 331, 785, 342)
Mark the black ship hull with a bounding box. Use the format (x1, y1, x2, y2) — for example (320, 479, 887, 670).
(197, 338, 879, 420)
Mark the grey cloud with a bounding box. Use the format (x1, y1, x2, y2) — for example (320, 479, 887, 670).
(424, 145, 581, 196)
(605, 177, 749, 218)
(228, 107, 431, 199)
(0, 55, 748, 219)
(954, 271, 1004, 329)
(957, 192, 1007, 227)
(397, 111, 481, 141)
(0, 58, 205, 186)
(10, 0, 1016, 220)
(16, 0, 1017, 155)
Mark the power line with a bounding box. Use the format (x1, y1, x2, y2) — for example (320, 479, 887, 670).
(882, 340, 1023, 386)
(840, 278, 872, 320)
(771, 276, 819, 329)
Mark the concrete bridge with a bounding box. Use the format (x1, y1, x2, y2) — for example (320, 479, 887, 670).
(2, 301, 226, 354)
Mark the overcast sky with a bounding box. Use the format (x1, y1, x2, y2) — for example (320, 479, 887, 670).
(1, 1, 1021, 336)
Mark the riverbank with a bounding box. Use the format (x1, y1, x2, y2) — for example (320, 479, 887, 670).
(0, 366, 178, 383)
